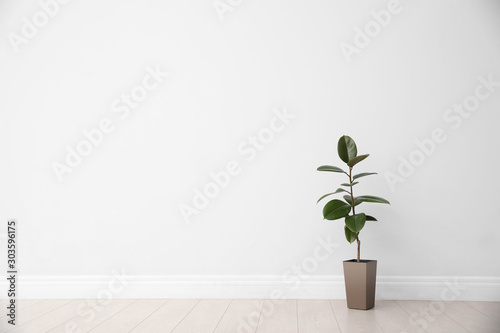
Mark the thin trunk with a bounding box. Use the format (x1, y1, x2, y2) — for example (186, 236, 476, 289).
(349, 168, 360, 263)
(356, 237, 360, 262)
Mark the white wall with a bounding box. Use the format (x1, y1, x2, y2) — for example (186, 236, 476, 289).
(1, 0, 499, 300)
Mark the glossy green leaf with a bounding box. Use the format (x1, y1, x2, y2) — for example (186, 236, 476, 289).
(353, 172, 377, 180)
(366, 215, 378, 221)
(341, 182, 359, 187)
(356, 195, 391, 205)
(337, 136, 357, 164)
(317, 188, 348, 203)
(344, 226, 358, 243)
(317, 165, 346, 173)
(347, 154, 370, 168)
(345, 213, 366, 233)
(343, 195, 361, 206)
(323, 199, 352, 220)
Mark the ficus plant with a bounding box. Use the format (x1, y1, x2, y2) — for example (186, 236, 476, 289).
(317, 135, 390, 263)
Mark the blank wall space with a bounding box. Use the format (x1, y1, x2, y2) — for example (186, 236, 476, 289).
(0, 0, 499, 299)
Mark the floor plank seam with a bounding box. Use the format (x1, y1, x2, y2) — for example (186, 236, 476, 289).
(371, 306, 386, 333)
(71, 299, 134, 333)
(168, 299, 201, 333)
(87, 299, 139, 333)
(295, 300, 299, 333)
(127, 299, 170, 333)
(3, 299, 74, 333)
(461, 301, 500, 325)
(394, 300, 429, 332)
(0, 300, 41, 323)
(46, 303, 96, 333)
(44, 300, 88, 333)
(253, 300, 264, 333)
(328, 300, 342, 333)
(211, 299, 232, 333)
(441, 308, 473, 333)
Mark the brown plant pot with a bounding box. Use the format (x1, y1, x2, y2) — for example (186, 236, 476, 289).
(343, 259, 377, 310)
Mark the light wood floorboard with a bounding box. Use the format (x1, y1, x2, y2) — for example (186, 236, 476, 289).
(330, 300, 383, 333)
(0, 300, 71, 333)
(1, 299, 499, 333)
(297, 300, 340, 333)
(255, 299, 298, 333)
(47, 299, 135, 333)
(441, 301, 500, 333)
(170, 299, 231, 333)
(88, 299, 166, 333)
(213, 299, 264, 333)
(464, 301, 500, 324)
(371, 300, 426, 333)
(0, 300, 42, 324)
(130, 299, 200, 333)
(396, 300, 469, 333)
(5, 300, 81, 333)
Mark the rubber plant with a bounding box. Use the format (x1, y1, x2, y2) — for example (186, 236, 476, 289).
(317, 135, 390, 262)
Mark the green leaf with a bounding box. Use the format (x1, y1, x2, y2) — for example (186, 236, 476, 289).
(322, 200, 352, 220)
(345, 213, 366, 233)
(344, 226, 358, 243)
(356, 195, 391, 205)
(353, 172, 377, 180)
(366, 215, 378, 221)
(341, 182, 359, 187)
(347, 154, 369, 168)
(343, 195, 361, 206)
(337, 136, 357, 164)
(317, 165, 346, 173)
(317, 188, 348, 203)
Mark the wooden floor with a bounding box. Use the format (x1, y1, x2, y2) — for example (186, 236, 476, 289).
(0, 299, 499, 333)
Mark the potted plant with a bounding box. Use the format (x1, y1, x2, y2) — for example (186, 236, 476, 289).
(317, 135, 390, 310)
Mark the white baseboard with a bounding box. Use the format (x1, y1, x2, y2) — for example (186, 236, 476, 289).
(1, 275, 499, 301)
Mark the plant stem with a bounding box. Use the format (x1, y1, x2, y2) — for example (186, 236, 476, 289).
(349, 167, 360, 263)
(357, 236, 360, 262)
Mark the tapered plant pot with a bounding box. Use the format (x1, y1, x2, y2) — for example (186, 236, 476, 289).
(343, 259, 377, 310)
